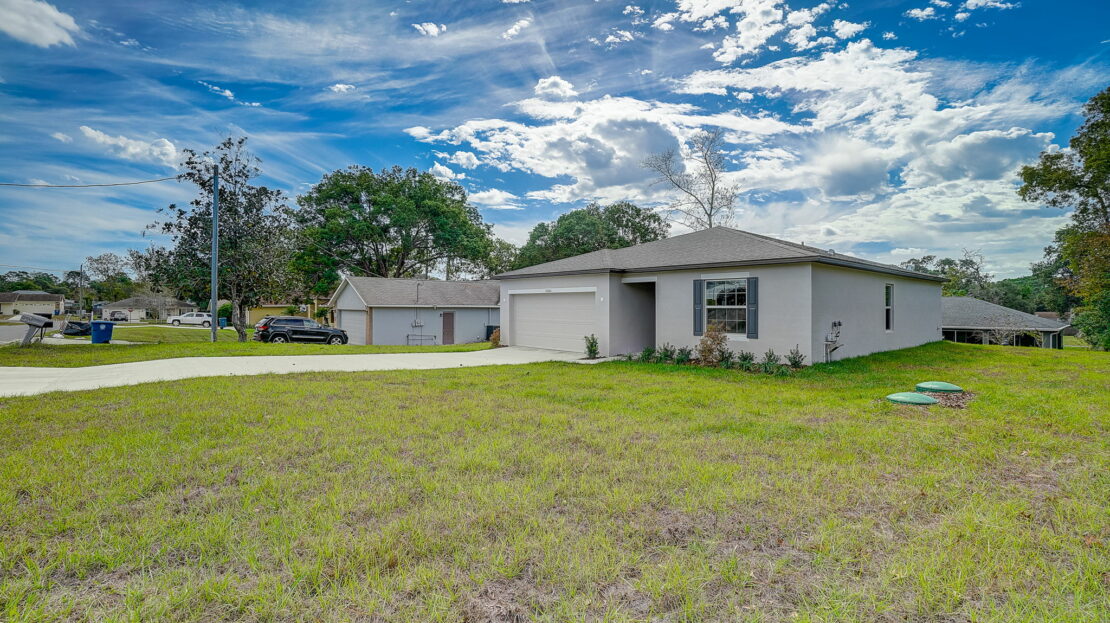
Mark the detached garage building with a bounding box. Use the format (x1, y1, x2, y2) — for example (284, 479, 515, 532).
(496, 227, 945, 361)
(329, 276, 500, 346)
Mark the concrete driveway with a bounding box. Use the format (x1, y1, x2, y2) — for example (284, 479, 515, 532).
(0, 347, 587, 397)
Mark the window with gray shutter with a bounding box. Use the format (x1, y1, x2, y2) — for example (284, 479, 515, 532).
(693, 279, 705, 336)
(746, 277, 758, 338)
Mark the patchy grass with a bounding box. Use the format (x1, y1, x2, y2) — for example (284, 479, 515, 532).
(91, 325, 249, 344)
(0, 341, 1106, 622)
(1064, 335, 1092, 349)
(0, 340, 492, 368)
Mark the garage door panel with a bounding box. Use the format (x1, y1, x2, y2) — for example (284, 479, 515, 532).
(339, 309, 367, 345)
(511, 292, 597, 352)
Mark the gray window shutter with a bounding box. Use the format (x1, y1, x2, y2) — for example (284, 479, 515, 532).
(747, 277, 759, 339)
(693, 279, 704, 336)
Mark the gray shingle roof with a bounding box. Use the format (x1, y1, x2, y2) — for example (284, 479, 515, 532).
(337, 277, 500, 307)
(0, 291, 65, 303)
(496, 227, 945, 282)
(941, 297, 1069, 331)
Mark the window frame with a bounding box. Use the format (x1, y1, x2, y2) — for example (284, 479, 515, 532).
(884, 283, 894, 332)
(704, 278, 748, 335)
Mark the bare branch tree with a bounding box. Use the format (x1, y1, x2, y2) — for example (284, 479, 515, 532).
(643, 128, 739, 230)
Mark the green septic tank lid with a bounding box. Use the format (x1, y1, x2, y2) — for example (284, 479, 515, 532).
(886, 392, 939, 405)
(915, 381, 964, 393)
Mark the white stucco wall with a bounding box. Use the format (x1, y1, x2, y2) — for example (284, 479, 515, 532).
(333, 283, 366, 310)
(2, 301, 60, 315)
(499, 273, 612, 353)
(809, 264, 942, 362)
(652, 263, 815, 361)
(371, 307, 499, 345)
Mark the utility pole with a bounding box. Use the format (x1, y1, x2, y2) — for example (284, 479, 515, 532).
(210, 165, 219, 343)
(78, 262, 85, 319)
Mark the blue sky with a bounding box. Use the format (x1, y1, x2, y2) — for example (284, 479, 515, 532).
(0, 0, 1107, 278)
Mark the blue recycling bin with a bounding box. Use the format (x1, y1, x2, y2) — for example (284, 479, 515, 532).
(219, 317, 228, 328)
(90, 321, 114, 344)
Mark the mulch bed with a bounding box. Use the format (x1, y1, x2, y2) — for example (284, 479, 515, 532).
(921, 391, 976, 409)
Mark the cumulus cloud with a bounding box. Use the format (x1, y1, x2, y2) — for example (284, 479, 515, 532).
(327, 83, 356, 93)
(832, 19, 868, 39)
(412, 22, 446, 37)
(501, 17, 531, 40)
(904, 7, 937, 20)
(533, 76, 578, 100)
(79, 126, 177, 167)
(0, 0, 79, 47)
(429, 162, 463, 180)
(436, 151, 481, 169)
(903, 127, 1053, 186)
(964, 0, 1018, 9)
(50, 131, 72, 143)
(469, 188, 523, 210)
(713, 0, 787, 64)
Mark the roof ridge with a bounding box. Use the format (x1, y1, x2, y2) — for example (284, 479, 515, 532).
(718, 226, 822, 257)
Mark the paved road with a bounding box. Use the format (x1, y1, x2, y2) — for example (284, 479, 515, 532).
(0, 347, 590, 397)
(0, 324, 31, 344)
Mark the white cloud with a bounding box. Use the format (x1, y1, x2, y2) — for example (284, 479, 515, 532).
(326, 83, 356, 93)
(964, 0, 1017, 8)
(902, 127, 1053, 186)
(79, 126, 177, 167)
(890, 247, 927, 256)
(0, 0, 79, 47)
(501, 17, 532, 40)
(931, 0, 952, 7)
(832, 19, 868, 39)
(50, 131, 72, 143)
(623, 5, 644, 16)
(713, 0, 787, 64)
(882, 31, 897, 40)
(653, 12, 678, 30)
(905, 7, 937, 20)
(412, 22, 447, 37)
(534, 76, 578, 100)
(439, 151, 481, 169)
(469, 188, 523, 210)
(198, 80, 261, 107)
(954, 11, 971, 21)
(429, 162, 463, 180)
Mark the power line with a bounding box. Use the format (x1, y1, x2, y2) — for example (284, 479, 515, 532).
(0, 176, 177, 188)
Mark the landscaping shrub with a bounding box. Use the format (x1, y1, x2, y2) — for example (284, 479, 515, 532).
(489, 328, 501, 348)
(717, 347, 735, 369)
(760, 348, 781, 374)
(657, 343, 677, 363)
(696, 324, 728, 366)
(674, 346, 693, 365)
(639, 345, 656, 362)
(584, 334, 600, 359)
(735, 349, 755, 371)
(786, 345, 806, 368)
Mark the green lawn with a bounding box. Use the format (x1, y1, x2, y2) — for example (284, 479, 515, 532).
(0, 342, 1107, 622)
(107, 325, 249, 343)
(1063, 335, 1091, 349)
(0, 340, 492, 368)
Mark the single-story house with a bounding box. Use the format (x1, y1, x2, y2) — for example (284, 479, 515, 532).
(248, 296, 332, 325)
(0, 290, 65, 316)
(941, 297, 1069, 348)
(102, 296, 197, 322)
(495, 227, 946, 361)
(329, 276, 500, 345)
(1035, 311, 1078, 336)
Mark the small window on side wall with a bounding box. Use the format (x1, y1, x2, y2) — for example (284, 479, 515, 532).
(884, 283, 894, 331)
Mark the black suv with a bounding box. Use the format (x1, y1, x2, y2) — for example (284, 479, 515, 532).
(253, 316, 348, 344)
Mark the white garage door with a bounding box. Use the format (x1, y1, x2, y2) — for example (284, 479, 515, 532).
(338, 309, 367, 345)
(510, 292, 597, 352)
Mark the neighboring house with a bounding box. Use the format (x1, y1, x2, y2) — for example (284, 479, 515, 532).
(329, 276, 500, 346)
(495, 227, 945, 361)
(942, 297, 1069, 348)
(0, 290, 65, 316)
(101, 296, 197, 322)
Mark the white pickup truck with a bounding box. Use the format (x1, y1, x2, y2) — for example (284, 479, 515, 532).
(167, 311, 213, 327)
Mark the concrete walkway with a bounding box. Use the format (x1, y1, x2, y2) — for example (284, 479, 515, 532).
(0, 347, 588, 397)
